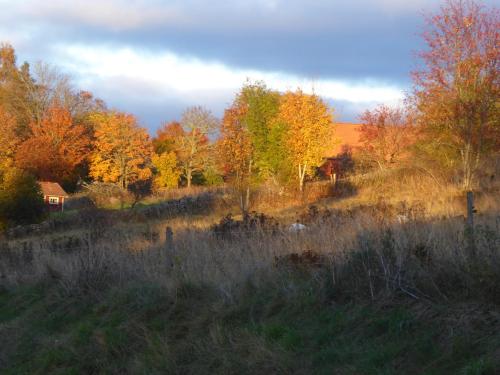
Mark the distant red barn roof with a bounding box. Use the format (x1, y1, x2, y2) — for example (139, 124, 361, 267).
(327, 122, 364, 157)
(38, 181, 68, 197)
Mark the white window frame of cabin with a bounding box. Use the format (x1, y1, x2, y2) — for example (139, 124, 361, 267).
(48, 196, 59, 205)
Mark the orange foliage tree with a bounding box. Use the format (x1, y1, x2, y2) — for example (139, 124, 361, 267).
(413, 0, 499, 189)
(217, 104, 253, 212)
(89, 112, 153, 189)
(15, 107, 90, 184)
(358, 105, 415, 170)
(276, 90, 333, 191)
(153, 121, 185, 155)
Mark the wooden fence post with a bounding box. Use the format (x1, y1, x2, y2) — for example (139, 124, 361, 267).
(165, 226, 174, 251)
(466, 191, 474, 228)
(466, 191, 476, 258)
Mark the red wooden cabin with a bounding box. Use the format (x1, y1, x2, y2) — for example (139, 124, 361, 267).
(39, 181, 68, 212)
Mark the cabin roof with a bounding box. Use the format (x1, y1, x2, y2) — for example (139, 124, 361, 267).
(39, 181, 68, 197)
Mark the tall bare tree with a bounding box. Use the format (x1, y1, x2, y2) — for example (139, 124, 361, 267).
(179, 106, 218, 188)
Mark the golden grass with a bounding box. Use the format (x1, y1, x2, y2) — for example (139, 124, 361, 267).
(1, 167, 499, 304)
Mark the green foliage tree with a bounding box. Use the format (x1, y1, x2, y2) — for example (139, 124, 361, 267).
(0, 168, 45, 229)
(202, 166, 224, 186)
(0, 42, 33, 136)
(236, 81, 282, 179)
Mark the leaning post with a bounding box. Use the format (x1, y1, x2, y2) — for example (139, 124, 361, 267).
(466, 191, 476, 258)
(165, 226, 174, 251)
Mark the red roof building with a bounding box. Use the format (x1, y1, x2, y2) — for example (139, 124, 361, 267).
(320, 123, 363, 179)
(328, 122, 364, 157)
(39, 181, 68, 212)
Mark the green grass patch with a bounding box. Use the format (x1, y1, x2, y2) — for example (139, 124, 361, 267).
(1, 280, 498, 374)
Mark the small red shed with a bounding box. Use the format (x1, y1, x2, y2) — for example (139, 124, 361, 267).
(39, 181, 68, 212)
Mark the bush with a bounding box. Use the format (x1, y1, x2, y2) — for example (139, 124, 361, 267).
(202, 167, 224, 186)
(83, 182, 131, 208)
(0, 168, 45, 229)
(211, 211, 280, 238)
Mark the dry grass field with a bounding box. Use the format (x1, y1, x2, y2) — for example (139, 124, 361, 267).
(1, 168, 499, 374)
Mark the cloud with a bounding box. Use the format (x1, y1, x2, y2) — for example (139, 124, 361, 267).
(0, 0, 439, 83)
(1, 1, 439, 32)
(1, 0, 180, 31)
(60, 44, 403, 101)
(3, 0, 496, 130)
(53, 44, 404, 129)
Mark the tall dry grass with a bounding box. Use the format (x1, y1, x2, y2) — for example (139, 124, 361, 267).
(1, 166, 499, 306)
(1, 198, 498, 306)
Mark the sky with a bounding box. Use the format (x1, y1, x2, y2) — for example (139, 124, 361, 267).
(0, 0, 485, 133)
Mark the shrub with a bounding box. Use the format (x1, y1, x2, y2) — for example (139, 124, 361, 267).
(202, 166, 224, 186)
(211, 211, 280, 238)
(83, 182, 131, 208)
(0, 168, 45, 229)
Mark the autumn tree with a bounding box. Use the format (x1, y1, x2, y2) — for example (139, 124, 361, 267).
(1, 44, 104, 145)
(153, 121, 184, 155)
(152, 151, 181, 189)
(23, 62, 74, 125)
(89, 112, 153, 189)
(15, 106, 91, 186)
(69, 90, 107, 127)
(413, 0, 499, 190)
(276, 90, 333, 192)
(218, 104, 253, 212)
(358, 105, 416, 170)
(178, 106, 218, 188)
(23, 63, 106, 131)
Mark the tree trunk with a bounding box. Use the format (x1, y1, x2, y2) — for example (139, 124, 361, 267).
(186, 168, 192, 189)
(462, 142, 476, 191)
(239, 193, 245, 215)
(298, 163, 307, 192)
(120, 155, 127, 190)
(243, 159, 253, 213)
(245, 186, 250, 213)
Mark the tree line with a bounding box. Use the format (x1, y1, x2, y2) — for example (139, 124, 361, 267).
(0, 42, 337, 218)
(0, 0, 498, 228)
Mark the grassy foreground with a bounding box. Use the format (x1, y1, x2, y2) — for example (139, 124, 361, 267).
(1, 171, 499, 374)
(1, 273, 499, 374)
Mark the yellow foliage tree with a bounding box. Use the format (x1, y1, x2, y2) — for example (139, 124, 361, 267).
(152, 151, 180, 189)
(89, 112, 153, 189)
(277, 90, 333, 191)
(0, 105, 18, 171)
